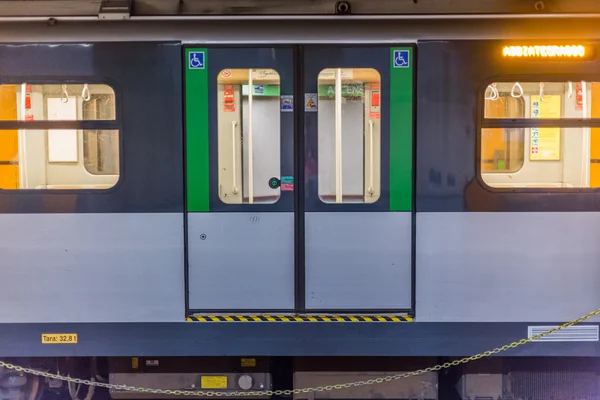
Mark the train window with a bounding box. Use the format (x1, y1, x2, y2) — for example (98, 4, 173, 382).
(482, 94, 526, 173)
(82, 94, 119, 175)
(216, 68, 281, 204)
(481, 81, 600, 188)
(317, 68, 381, 204)
(0, 83, 120, 190)
(0, 84, 116, 121)
(0, 130, 120, 189)
(83, 130, 119, 175)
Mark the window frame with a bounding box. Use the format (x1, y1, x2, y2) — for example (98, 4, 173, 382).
(476, 75, 600, 194)
(0, 78, 123, 193)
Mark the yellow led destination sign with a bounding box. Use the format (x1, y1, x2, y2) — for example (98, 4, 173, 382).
(503, 45, 587, 58)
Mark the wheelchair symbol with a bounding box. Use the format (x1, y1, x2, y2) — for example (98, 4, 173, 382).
(393, 50, 409, 68)
(189, 51, 205, 69)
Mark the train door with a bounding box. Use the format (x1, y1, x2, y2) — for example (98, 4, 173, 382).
(185, 46, 296, 311)
(184, 45, 414, 314)
(301, 46, 415, 312)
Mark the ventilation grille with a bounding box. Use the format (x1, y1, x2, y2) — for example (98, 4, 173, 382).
(527, 325, 599, 342)
(508, 370, 600, 400)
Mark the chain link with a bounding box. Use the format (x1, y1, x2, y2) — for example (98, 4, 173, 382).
(2, 307, 600, 397)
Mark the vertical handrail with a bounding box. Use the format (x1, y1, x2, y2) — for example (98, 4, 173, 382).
(232, 120, 239, 194)
(18, 83, 27, 188)
(367, 119, 374, 196)
(581, 81, 590, 187)
(335, 68, 343, 203)
(248, 70, 254, 203)
(568, 81, 573, 98)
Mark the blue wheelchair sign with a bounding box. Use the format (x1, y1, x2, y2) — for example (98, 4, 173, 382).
(393, 50, 410, 68)
(189, 51, 205, 69)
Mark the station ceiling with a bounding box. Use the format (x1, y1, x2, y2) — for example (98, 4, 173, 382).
(0, 0, 599, 17)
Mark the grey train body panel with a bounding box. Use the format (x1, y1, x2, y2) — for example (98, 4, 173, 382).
(1, 20, 599, 359)
(415, 39, 600, 213)
(0, 213, 185, 323)
(0, 41, 184, 214)
(416, 212, 600, 323)
(187, 212, 295, 310)
(304, 212, 412, 309)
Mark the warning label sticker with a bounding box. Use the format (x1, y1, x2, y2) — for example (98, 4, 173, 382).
(305, 93, 318, 112)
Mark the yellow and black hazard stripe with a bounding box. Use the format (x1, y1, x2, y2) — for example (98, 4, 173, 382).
(186, 315, 412, 322)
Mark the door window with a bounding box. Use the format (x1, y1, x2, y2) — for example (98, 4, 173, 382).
(316, 68, 381, 204)
(216, 68, 281, 204)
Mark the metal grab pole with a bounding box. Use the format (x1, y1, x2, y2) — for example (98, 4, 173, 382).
(248, 70, 254, 203)
(335, 68, 343, 203)
(368, 119, 374, 196)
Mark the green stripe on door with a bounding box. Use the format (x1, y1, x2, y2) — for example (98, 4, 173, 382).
(389, 47, 414, 211)
(185, 48, 210, 212)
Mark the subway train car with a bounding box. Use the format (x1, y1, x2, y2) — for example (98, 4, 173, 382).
(1, 14, 600, 400)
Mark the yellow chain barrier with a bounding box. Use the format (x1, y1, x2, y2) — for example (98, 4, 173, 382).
(2, 306, 600, 397)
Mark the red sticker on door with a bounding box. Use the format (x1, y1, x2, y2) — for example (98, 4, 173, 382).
(224, 85, 235, 112)
(576, 83, 583, 111)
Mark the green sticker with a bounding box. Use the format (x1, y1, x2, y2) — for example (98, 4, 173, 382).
(317, 84, 364, 99)
(281, 176, 294, 184)
(242, 84, 280, 96)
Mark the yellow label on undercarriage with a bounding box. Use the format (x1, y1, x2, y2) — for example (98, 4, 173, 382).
(201, 376, 227, 389)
